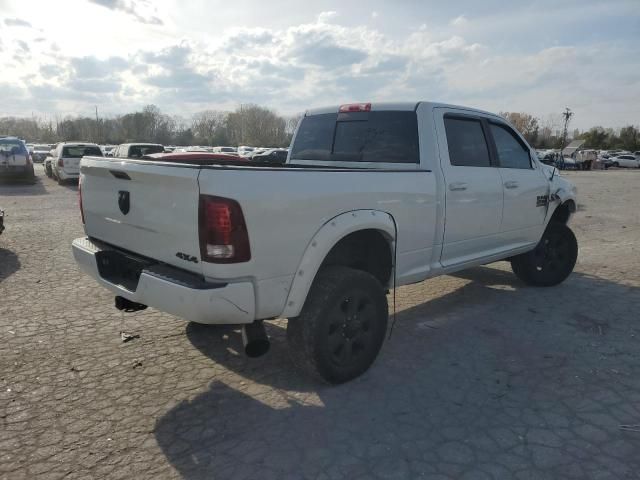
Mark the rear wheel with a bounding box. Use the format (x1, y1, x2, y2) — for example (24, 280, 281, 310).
(511, 223, 578, 287)
(286, 266, 388, 384)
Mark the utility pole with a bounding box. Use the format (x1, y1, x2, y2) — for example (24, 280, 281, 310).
(240, 103, 244, 145)
(95, 106, 100, 144)
(561, 107, 573, 152)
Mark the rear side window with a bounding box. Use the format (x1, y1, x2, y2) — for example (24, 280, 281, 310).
(62, 146, 103, 158)
(291, 111, 419, 163)
(489, 123, 531, 169)
(444, 117, 491, 167)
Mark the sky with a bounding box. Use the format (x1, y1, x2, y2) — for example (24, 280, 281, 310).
(0, 0, 638, 130)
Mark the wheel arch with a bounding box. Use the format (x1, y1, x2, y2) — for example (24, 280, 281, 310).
(281, 210, 396, 318)
(548, 199, 576, 226)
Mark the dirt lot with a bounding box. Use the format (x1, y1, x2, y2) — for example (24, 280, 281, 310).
(1, 166, 639, 479)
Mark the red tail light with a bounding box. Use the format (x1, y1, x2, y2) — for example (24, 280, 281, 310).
(79, 176, 85, 224)
(199, 195, 250, 263)
(339, 103, 371, 113)
(58, 158, 64, 167)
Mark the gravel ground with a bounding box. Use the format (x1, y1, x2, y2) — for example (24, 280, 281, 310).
(1, 166, 639, 479)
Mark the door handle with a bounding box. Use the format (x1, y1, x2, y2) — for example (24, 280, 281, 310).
(504, 181, 519, 189)
(448, 182, 468, 191)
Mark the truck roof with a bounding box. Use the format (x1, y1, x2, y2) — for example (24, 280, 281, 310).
(305, 101, 499, 119)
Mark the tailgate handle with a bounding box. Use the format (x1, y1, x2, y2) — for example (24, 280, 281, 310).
(110, 170, 131, 180)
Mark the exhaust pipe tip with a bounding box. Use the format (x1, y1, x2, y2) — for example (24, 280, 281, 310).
(242, 321, 270, 358)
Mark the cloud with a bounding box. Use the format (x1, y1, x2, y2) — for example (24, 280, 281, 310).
(16, 40, 30, 53)
(67, 78, 122, 93)
(87, 0, 163, 25)
(0, 4, 638, 129)
(4, 18, 31, 27)
(40, 64, 65, 77)
(71, 56, 129, 78)
(450, 15, 468, 27)
(317, 11, 338, 23)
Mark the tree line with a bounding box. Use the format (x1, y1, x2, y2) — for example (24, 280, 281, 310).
(0, 104, 301, 147)
(1, 105, 637, 151)
(500, 112, 639, 151)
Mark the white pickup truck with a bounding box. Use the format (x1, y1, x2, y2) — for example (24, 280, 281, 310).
(72, 102, 578, 384)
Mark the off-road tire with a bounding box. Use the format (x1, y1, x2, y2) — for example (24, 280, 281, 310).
(511, 223, 578, 287)
(286, 266, 388, 384)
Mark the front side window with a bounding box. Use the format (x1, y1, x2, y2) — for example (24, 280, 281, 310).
(444, 116, 491, 167)
(490, 123, 531, 169)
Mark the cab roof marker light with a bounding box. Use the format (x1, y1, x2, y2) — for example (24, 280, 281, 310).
(339, 103, 372, 113)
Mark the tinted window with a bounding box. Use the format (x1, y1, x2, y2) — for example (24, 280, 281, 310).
(490, 123, 531, 169)
(290, 113, 336, 161)
(129, 145, 164, 158)
(291, 111, 419, 163)
(0, 139, 27, 155)
(444, 117, 491, 167)
(62, 146, 103, 158)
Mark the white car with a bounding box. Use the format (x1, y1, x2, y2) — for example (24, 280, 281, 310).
(51, 142, 103, 184)
(212, 146, 238, 154)
(112, 143, 165, 159)
(237, 146, 255, 157)
(73, 101, 578, 384)
(609, 154, 640, 168)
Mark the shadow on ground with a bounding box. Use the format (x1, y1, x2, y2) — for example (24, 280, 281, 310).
(0, 176, 47, 195)
(0, 248, 21, 283)
(155, 266, 640, 479)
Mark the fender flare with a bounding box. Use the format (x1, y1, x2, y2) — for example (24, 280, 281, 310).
(545, 189, 577, 225)
(281, 209, 396, 318)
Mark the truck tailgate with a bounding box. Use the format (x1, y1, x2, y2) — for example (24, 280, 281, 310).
(80, 157, 202, 274)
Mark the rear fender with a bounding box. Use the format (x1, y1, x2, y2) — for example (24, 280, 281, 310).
(281, 210, 396, 318)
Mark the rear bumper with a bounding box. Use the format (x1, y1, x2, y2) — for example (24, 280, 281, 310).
(0, 165, 31, 178)
(59, 169, 79, 180)
(72, 237, 255, 325)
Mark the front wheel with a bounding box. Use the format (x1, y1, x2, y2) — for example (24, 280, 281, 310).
(511, 223, 578, 287)
(286, 266, 388, 384)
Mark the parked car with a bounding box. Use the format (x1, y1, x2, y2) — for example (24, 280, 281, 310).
(51, 142, 103, 184)
(237, 146, 255, 157)
(0, 136, 35, 182)
(31, 144, 51, 163)
(251, 148, 289, 163)
(212, 146, 238, 154)
(112, 143, 164, 159)
(609, 154, 640, 168)
(73, 101, 578, 384)
(43, 148, 55, 178)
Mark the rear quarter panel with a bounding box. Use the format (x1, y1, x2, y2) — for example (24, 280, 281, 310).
(197, 168, 438, 318)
